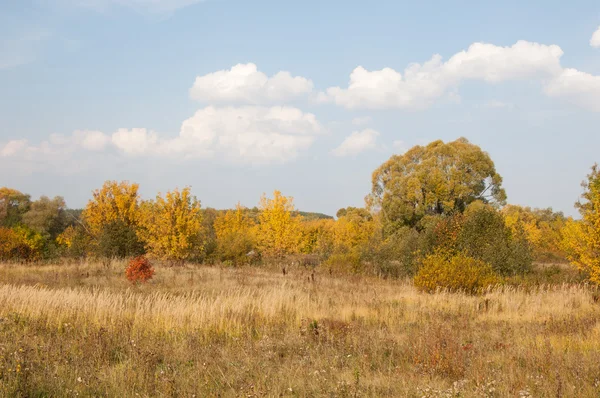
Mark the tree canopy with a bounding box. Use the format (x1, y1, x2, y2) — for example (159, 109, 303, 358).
(368, 137, 506, 234)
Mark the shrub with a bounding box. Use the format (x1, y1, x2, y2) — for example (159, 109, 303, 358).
(125, 256, 155, 284)
(456, 203, 532, 276)
(323, 252, 362, 275)
(414, 252, 499, 294)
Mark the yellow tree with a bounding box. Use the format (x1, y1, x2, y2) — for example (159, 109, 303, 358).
(83, 181, 140, 236)
(213, 203, 256, 264)
(333, 207, 376, 252)
(503, 205, 566, 261)
(562, 165, 600, 283)
(138, 187, 203, 264)
(256, 190, 302, 257)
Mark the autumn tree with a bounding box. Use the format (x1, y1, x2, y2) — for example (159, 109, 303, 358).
(22, 196, 68, 240)
(83, 181, 141, 236)
(562, 164, 600, 283)
(81, 181, 143, 259)
(0, 188, 31, 227)
(503, 205, 567, 262)
(256, 190, 302, 258)
(137, 187, 203, 264)
(213, 203, 256, 265)
(368, 138, 506, 234)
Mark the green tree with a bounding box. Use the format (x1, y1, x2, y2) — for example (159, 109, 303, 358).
(0, 188, 31, 227)
(368, 138, 506, 234)
(22, 196, 68, 240)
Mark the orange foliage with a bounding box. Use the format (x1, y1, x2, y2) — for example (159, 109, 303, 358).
(125, 256, 155, 284)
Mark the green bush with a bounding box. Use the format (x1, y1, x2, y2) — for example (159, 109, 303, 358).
(457, 204, 532, 276)
(414, 252, 499, 294)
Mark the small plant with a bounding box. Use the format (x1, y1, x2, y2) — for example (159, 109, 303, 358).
(125, 255, 155, 284)
(414, 252, 499, 294)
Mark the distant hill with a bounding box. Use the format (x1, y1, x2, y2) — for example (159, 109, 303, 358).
(297, 211, 334, 220)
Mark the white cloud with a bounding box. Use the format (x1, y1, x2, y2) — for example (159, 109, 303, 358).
(74, 130, 110, 151)
(111, 106, 322, 163)
(0, 140, 28, 157)
(322, 41, 563, 110)
(1, 106, 323, 167)
(190, 63, 313, 104)
(332, 129, 380, 157)
(351, 116, 372, 126)
(544, 68, 600, 112)
(591, 26, 600, 48)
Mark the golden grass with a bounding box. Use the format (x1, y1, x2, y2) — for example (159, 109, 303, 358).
(1, 261, 600, 397)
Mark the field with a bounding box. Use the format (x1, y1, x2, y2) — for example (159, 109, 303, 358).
(1, 261, 600, 397)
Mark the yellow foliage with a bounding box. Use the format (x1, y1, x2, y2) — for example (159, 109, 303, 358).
(213, 204, 256, 265)
(214, 203, 255, 241)
(83, 181, 140, 236)
(502, 204, 566, 261)
(298, 218, 336, 255)
(56, 225, 76, 248)
(414, 252, 499, 294)
(561, 166, 600, 283)
(256, 191, 302, 257)
(137, 187, 203, 263)
(332, 210, 375, 251)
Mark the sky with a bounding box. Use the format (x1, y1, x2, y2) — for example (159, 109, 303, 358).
(1, 0, 600, 216)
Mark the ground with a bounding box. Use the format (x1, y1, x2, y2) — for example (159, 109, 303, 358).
(0, 261, 599, 397)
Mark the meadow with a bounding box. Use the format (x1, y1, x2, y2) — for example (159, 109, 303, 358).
(1, 261, 599, 397)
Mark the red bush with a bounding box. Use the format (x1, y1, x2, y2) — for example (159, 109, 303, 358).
(126, 256, 155, 284)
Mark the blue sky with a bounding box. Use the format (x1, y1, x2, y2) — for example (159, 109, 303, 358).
(1, 0, 600, 216)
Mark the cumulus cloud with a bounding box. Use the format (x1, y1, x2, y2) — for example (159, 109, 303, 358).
(322, 41, 563, 110)
(2, 106, 323, 166)
(544, 68, 600, 112)
(190, 63, 313, 104)
(591, 26, 600, 48)
(332, 129, 380, 157)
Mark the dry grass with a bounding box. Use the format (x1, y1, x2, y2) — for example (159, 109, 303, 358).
(1, 261, 600, 397)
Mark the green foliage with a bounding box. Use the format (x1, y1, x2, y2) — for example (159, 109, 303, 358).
(96, 220, 145, 259)
(368, 138, 506, 234)
(362, 227, 421, 278)
(0, 188, 31, 228)
(456, 203, 532, 276)
(414, 252, 499, 294)
(22, 196, 68, 240)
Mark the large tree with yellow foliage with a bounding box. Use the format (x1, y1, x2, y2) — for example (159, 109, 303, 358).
(213, 204, 256, 264)
(137, 187, 203, 264)
(562, 164, 600, 283)
(368, 138, 506, 234)
(82, 181, 141, 236)
(256, 191, 302, 257)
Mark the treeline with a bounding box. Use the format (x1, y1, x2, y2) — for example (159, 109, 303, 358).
(1, 138, 598, 290)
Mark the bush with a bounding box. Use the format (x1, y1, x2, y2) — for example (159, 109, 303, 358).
(414, 252, 499, 294)
(363, 227, 421, 278)
(323, 252, 362, 275)
(457, 204, 532, 276)
(126, 256, 155, 284)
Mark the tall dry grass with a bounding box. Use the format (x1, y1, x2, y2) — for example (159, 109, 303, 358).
(1, 261, 600, 396)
